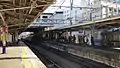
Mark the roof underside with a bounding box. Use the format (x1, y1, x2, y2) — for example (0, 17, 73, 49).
(0, 0, 55, 33)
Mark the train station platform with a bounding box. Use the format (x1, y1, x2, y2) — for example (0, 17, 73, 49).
(0, 45, 46, 68)
(44, 41, 120, 68)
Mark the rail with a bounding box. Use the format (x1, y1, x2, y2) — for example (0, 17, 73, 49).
(24, 41, 62, 68)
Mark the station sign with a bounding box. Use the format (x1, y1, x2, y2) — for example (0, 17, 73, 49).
(1, 24, 7, 34)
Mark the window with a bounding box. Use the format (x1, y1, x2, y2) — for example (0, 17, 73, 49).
(118, 10, 120, 13)
(114, 9, 117, 12)
(67, 10, 69, 12)
(42, 16, 48, 18)
(109, 8, 112, 11)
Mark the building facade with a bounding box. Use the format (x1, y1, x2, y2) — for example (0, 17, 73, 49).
(84, 0, 120, 21)
(51, 11, 65, 28)
(63, 8, 83, 25)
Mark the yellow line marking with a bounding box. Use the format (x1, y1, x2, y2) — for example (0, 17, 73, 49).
(21, 47, 34, 68)
(21, 47, 27, 68)
(21, 47, 27, 60)
(21, 47, 47, 68)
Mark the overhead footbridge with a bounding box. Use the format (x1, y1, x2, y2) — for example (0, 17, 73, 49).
(0, 0, 56, 33)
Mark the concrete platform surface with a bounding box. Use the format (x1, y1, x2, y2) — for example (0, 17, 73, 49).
(0, 46, 47, 68)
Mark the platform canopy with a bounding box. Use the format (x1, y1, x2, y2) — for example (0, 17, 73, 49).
(0, 0, 56, 33)
(46, 15, 120, 32)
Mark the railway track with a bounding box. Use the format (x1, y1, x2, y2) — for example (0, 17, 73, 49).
(24, 40, 114, 68)
(41, 42, 114, 68)
(24, 41, 62, 68)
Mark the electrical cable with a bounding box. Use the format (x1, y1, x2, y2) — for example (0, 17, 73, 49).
(55, 0, 65, 6)
(55, 0, 66, 10)
(47, 0, 65, 13)
(60, 0, 65, 6)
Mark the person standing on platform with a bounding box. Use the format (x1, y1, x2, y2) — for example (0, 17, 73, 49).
(73, 35, 76, 43)
(1, 23, 7, 54)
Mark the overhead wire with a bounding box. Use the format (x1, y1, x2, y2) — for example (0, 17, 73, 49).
(55, 0, 66, 11)
(45, 0, 65, 13)
(47, 0, 66, 19)
(55, 0, 65, 6)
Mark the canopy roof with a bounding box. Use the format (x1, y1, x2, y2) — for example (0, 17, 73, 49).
(46, 15, 120, 32)
(0, 0, 55, 33)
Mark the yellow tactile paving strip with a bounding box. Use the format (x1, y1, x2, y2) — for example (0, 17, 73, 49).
(0, 46, 47, 68)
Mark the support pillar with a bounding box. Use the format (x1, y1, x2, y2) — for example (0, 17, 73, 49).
(49, 31, 53, 40)
(12, 33, 14, 42)
(12, 33, 16, 43)
(116, 3, 119, 15)
(69, 31, 72, 43)
(55, 32, 58, 40)
(53, 32, 55, 40)
(91, 25, 95, 46)
(112, 7, 114, 16)
(106, 6, 108, 17)
(15, 31, 19, 42)
(100, 5, 103, 18)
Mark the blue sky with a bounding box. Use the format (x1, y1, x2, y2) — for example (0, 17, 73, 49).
(44, 0, 81, 13)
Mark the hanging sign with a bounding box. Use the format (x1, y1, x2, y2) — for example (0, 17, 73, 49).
(1, 24, 7, 34)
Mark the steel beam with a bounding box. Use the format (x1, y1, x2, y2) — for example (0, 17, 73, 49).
(0, 4, 52, 12)
(5, 11, 35, 19)
(0, 12, 5, 23)
(8, 23, 29, 28)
